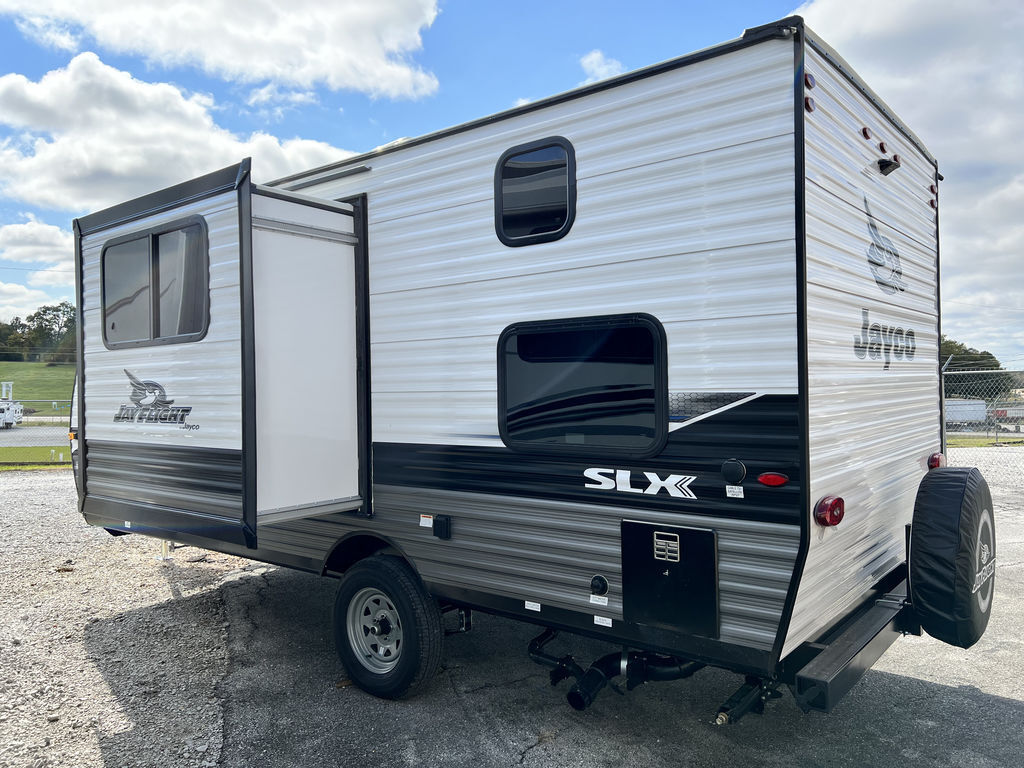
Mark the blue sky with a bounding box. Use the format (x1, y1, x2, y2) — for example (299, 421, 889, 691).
(1, 0, 1022, 367)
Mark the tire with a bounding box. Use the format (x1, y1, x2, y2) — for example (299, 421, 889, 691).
(333, 555, 443, 699)
(909, 467, 995, 648)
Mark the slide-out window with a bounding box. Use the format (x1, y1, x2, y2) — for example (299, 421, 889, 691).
(498, 313, 667, 457)
(101, 217, 209, 348)
(495, 137, 576, 246)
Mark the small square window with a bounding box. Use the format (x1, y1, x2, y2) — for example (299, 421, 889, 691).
(495, 137, 576, 247)
(101, 216, 209, 349)
(498, 314, 667, 457)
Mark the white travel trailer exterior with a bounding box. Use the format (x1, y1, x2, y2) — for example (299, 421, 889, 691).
(1, 382, 23, 428)
(73, 17, 994, 720)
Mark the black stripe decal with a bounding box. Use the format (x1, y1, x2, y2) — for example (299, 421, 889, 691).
(85, 440, 243, 519)
(374, 395, 802, 526)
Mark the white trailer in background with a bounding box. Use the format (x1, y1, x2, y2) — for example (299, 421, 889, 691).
(945, 398, 987, 426)
(1, 382, 23, 428)
(72, 16, 994, 722)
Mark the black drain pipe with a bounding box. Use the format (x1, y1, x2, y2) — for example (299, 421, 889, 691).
(567, 652, 706, 710)
(566, 652, 622, 711)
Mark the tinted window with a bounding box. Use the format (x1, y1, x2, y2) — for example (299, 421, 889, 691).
(499, 315, 665, 454)
(101, 217, 208, 348)
(103, 238, 152, 344)
(495, 137, 576, 246)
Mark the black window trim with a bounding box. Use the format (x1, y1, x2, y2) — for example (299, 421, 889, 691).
(494, 135, 577, 247)
(100, 214, 210, 350)
(497, 312, 668, 459)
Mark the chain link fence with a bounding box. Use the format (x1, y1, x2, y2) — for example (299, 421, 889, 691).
(0, 400, 73, 465)
(944, 370, 1024, 483)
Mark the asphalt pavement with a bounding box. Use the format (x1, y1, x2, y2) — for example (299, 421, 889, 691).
(203, 449, 1021, 768)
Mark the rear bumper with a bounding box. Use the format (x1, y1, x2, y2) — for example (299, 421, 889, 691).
(790, 578, 920, 712)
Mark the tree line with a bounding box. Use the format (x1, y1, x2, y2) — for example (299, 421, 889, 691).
(0, 301, 76, 363)
(939, 335, 1020, 402)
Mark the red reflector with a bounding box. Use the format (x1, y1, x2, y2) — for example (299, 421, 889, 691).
(757, 472, 789, 487)
(814, 496, 845, 527)
(928, 453, 947, 469)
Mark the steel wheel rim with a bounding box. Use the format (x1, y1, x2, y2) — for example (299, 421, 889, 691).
(347, 587, 404, 673)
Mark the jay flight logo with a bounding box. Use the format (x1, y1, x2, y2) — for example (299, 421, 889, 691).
(114, 369, 195, 428)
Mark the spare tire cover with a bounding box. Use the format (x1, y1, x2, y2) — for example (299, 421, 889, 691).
(910, 467, 995, 648)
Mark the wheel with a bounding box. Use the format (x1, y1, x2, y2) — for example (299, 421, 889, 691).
(909, 466, 995, 648)
(334, 555, 443, 699)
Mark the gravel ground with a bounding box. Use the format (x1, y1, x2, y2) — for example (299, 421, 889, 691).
(0, 471, 243, 768)
(0, 454, 1019, 767)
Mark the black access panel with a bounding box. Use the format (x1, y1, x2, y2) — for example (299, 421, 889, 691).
(621, 520, 719, 638)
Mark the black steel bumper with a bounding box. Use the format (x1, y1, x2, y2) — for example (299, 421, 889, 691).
(790, 578, 920, 713)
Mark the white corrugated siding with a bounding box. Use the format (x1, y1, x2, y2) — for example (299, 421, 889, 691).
(784, 45, 941, 656)
(81, 191, 243, 450)
(292, 40, 801, 447)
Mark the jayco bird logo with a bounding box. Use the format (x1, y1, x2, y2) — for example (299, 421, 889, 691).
(865, 198, 905, 295)
(126, 370, 174, 407)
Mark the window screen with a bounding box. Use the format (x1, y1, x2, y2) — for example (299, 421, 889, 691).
(498, 314, 666, 455)
(495, 137, 576, 246)
(101, 217, 209, 348)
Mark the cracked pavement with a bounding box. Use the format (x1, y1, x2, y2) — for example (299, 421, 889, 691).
(2, 456, 1022, 767)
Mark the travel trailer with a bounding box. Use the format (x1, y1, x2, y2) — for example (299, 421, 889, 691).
(1, 382, 23, 428)
(71, 16, 994, 722)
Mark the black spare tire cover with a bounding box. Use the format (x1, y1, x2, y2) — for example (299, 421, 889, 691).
(910, 467, 995, 648)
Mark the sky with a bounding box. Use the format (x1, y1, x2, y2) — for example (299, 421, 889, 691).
(0, 0, 1021, 367)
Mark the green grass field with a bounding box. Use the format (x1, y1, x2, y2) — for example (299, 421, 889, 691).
(0, 445, 72, 466)
(0, 361, 75, 416)
(946, 434, 1024, 448)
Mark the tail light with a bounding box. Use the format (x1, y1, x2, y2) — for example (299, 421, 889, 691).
(928, 453, 946, 469)
(814, 496, 845, 527)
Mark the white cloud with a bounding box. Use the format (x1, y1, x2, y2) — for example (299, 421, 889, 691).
(0, 280, 52, 321)
(247, 84, 318, 108)
(0, 216, 72, 264)
(13, 14, 79, 51)
(0, 217, 75, 293)
(579, 50, 624, 84)
(795, 0, 1024, 365)
(0, 53, 353, 212)
(0, 0, 439, 99)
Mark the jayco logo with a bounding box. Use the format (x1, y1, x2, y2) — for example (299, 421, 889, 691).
(865, 198, 905, 295)
(113, 369, 196, 428)
(853, 309, 917, 370)
(584, 468, 697, 499)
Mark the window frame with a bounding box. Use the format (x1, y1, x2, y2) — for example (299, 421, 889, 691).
(100, 215, 210, 350)
(497, 312, 668, 459)
(494, 136, 577, 247)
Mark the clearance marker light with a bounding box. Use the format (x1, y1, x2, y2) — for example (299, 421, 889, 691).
(928, 453, 947, 469)
(814, 496, 845, 527)
(757, 472, 789, 487)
